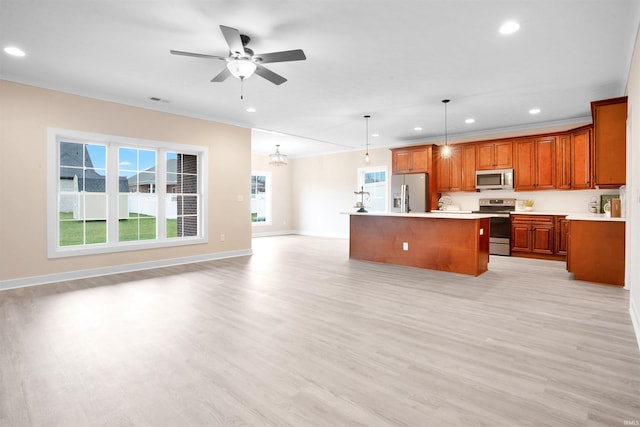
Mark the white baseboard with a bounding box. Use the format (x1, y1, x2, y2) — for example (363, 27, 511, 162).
(251, 230, 296, 238)
(252, 230, 349, 239)
(0, 248, 252, 292)
(295, 230, 349, 239)
(631, 298, 640, 353)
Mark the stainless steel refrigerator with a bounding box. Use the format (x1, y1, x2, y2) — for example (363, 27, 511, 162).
(390, 173, 430, 213)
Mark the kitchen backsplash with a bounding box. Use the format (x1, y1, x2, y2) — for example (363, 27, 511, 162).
(442, 188, 622, 214)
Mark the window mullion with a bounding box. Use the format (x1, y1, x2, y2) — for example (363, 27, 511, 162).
(157, 149, 167, 239)
(107, 142, 119, 244)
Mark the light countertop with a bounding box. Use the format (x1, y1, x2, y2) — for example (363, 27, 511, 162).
(431, 210, 474, 214)
(511, 211, 626, 221)
(564, 213, 626, 222)
(345, 211, 493, 219)
(511, 211, 569, 216)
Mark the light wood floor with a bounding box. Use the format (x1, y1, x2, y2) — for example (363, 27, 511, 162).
(1, 235, 639, 426)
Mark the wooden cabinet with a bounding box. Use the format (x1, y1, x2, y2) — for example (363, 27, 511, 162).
(571, 127, 592, 190)
(555, 133, 572, 190)
(461, 144, 477, 191)
(591, 97, 627, 187)
(476, 140, 513, 170)
(555, 127, 592, 190)
(511, 214, 570, 260)
(391, 145, 433, 174)
(436, 146, 461, 192)
(436, 144, 477, 193)
(514, 137, 555, 191)
(511, 215, 554, 256)
(555, 216, 569, 256)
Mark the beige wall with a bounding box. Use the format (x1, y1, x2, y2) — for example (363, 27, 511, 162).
(292, 147, 392, 238)
(0, 80, 252, 282)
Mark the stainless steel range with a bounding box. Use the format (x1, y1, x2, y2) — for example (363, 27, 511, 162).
(474, 198, 516, 256)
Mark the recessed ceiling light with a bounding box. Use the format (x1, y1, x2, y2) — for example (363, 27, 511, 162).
(529, 108, 541, 115)
(499, 21, 520, 35)
(246, 107, 256, 113)
(4, 46, 25, 57)
(372, 133, 379, 137)
(465, 118, 475, 124)
(414, 127, 422, 131)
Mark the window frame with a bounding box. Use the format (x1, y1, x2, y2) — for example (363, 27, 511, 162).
(47, 128, 208, 258)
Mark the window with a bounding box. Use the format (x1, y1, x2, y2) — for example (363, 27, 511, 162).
(48, 128, 208, 258)
(119, 147, 157, 242)
(358, 166, 388, 212)
(58, 142, 108, 245)
(169, 152, 199, 237)
(250, 173, 271, 224)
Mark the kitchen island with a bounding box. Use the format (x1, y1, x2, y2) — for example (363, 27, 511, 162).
(348, 212, 491, 276)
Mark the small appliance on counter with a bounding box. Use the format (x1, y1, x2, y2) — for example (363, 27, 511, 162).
(473, 198, 516, 256)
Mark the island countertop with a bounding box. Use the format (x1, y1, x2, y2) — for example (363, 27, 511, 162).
(346, 211, 494, 219)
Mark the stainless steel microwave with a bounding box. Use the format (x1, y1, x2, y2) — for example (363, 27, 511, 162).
(475, 169, 514, 190)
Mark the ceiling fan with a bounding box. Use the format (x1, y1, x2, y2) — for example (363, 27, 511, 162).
(170, 25, 306, 86)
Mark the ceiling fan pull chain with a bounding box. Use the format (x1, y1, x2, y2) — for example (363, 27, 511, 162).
(240, 77, 244, 100)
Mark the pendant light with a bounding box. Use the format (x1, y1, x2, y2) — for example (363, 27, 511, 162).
(269, 144, 288, 166)
(364, 115, 371, 163)
(441, 99, 451, 159)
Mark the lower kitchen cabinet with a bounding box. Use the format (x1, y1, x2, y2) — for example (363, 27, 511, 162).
(511, 215, 554, 255)
(555, 216, 569, 256)
(511, 214, 567, 260)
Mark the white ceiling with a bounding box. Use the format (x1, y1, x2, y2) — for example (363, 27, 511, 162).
(2, 1, 639, 158)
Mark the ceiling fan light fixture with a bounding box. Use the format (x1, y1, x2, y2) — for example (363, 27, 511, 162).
(227, 59, 257, 79)
(500, 21, 520, 35)
(269, 144, 288, 166)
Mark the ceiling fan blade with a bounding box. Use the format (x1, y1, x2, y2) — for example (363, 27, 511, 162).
(219, 25, 246, 56)
(254, 64, 287, 85)
(211, 67, 231, 82)
(255, 49, 306, 64)
(170, 50, 227, 60)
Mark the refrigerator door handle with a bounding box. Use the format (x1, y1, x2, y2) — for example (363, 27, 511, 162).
(400, 185, 406, 213)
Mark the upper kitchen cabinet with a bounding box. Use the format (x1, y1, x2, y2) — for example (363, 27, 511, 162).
(555, 133, 572, 190)
(591, 97, 627, 187)
(570, 127, 592, 190)
(391, 145, 433, 174)
(476, 139, 513, 170)
(436, 144, 477, 192)
(514, 136, 555, 191)
(436, 146, 462, 192)
(555, 126, 592, 190)
(460, 144, 477, 191)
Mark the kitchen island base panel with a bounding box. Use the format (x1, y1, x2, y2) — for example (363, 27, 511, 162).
(349, 215, 490, 276)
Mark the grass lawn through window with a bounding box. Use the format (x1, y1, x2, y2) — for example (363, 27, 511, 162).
(59, 212, 177, 246)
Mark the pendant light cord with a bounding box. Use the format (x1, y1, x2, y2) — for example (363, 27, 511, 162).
(443, 99, 450, 148)
(364, 114, 371, 162)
